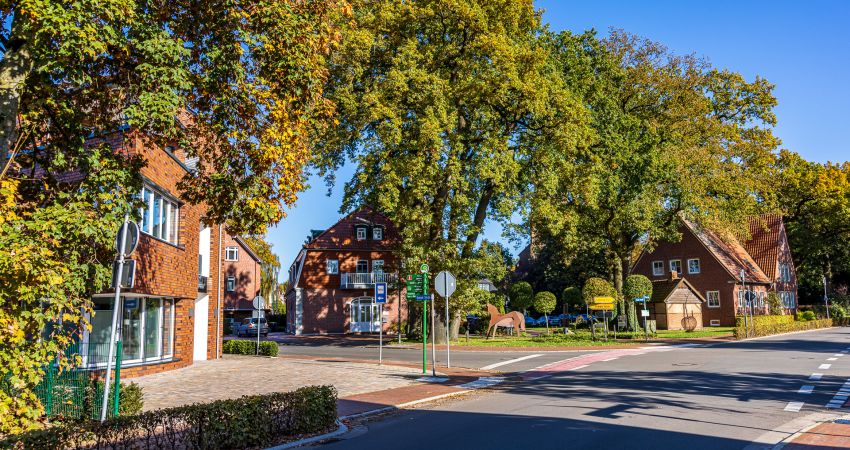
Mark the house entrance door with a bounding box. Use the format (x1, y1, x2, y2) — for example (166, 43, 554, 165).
(350, 297, 380, 333)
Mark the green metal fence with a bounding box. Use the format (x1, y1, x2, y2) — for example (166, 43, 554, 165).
(33, 341, 123, 420)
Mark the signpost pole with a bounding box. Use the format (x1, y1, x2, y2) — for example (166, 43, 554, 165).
(431, 294, 437, 377)
(101, 213, 129, 422)
(740, 270, 749, 338)
(444, 272, 450, 368)
(824, 275, 831, 319)
(642, 297, 649, 342)
(256, 297, 263, 356)
(422, 296, 427, 374)
(398, 271, 402, 344)
(379, 302, 383, 365)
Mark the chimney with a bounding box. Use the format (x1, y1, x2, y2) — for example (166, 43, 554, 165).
(670, 270, 679, 280)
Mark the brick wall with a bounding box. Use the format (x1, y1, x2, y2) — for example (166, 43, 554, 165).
(222, 234, 261, 319)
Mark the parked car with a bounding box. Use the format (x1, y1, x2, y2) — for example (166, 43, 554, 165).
(236, 318, 269, 337)
(547, 315, 561, 326)
(223, 317, 238, 335)
(524, 315, 537, 326)
(534, 316, 547, 326)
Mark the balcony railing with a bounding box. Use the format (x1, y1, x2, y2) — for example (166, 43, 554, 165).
(198, 275, 208, 292)
(340, 272, 397, 289)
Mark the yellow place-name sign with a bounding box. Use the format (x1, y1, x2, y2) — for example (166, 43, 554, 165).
(589, 303, 615, 311)
(592, 296, 615, 305)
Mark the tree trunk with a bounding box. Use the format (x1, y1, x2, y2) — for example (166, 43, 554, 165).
(433, 310, 449, 344)
(0, 16, 35, 171)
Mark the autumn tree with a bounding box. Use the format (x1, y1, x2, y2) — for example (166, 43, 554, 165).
(316, 0, 588, 336)
(0, 0, 347, 432)
(532, 30, 779, 316)
(623, 275, 652, 330)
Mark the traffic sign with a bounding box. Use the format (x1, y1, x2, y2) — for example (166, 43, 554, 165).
(375, 282, 387, 304)
(111, 260, 136, 289)
(420, 263, 429, 273)
(589, 303, 615, 311)
(416, 294, 431, 301)
(115, 221, 139, 257)
(634, 295, 650, 303)
(592, 296, 615, 304)
(252, 295, 265, 310)
(641, 309, 650, 317)
(406, 274, 427, 300)
(434, 271, 456, 298)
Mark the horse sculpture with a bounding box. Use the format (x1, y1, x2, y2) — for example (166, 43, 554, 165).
(486, 304, 525, 338)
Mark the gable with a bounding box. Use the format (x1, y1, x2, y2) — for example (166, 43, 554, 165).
(305, 206, 399, 251)
(742, 214, 783, 280)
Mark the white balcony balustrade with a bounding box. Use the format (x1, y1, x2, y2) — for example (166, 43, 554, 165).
(340, 272, 397, 289)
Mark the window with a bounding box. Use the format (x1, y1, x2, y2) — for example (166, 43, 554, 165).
(138, 185, 180, 244)
(780, 291, 797, 309)
(326, 259, 339, 274)
(225, 276, 236, 292)
(669, 260, 682, 275)
(372, 227, 383, 240)
(688, 258, 701, 274)
(356, 260, 368, 273)
(779, 264, 792, 283)
(355, 226, 367, 241)
(706, 291, 720, 308)
(372, 260, 384, 273)
(87, 297, 175, 366)
(652, 261, 664, 276)
(225, 246, 239, 261)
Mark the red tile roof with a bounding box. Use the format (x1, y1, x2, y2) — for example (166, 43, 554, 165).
(682, 218, 771, 284)
(742, 214, 783, 281)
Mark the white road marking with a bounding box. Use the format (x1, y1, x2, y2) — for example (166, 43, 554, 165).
(458, 376, 506, 389)
(835, 354, 845, 357)
(479, 354, 543, 370)
(828, 357, 838, 361)
(825, 378, 850, 408)
(784, 402, 804, 412)
(820, 364, 833, 370)
(810, 373, 823, 381)
(798, 385, 815, 394)
(416, 376, 449, 383)
(569, 365, 589, 371)
(602, 358, 618, 362)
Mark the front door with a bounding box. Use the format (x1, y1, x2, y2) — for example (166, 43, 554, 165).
(350, 297, 380, 333)
(193, 295, 209, 361)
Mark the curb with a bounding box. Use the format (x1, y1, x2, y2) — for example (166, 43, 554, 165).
(771, 412, 850, 449)
(265, 419, 349, 450)
(338, 388, 473, 421)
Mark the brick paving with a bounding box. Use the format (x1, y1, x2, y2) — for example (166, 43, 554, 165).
(132, 354, 427, 411)
(785, 422, 850, 449)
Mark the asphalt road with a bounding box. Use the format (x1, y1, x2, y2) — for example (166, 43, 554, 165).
(307, 327, 850, 450)
(265, 333, 605, 372)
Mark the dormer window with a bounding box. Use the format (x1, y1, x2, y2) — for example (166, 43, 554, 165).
(372, 227, 383, 240)
(355, 226, 367, 241)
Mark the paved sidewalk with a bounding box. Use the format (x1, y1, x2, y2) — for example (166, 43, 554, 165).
(132, 355, 428, 411)
(785, 421, 850, 449)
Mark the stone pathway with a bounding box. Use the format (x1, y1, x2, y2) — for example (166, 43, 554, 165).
(131, 355, 425, 411)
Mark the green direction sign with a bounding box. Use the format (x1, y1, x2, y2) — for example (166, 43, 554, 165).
(420, 263, 429, 273)
(405, 273, 429, 300)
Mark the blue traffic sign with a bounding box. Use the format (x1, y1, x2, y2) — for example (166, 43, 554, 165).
(634, 295, 650, 303)
(416, 294, 431, 301)
(375, 282, 387, 304)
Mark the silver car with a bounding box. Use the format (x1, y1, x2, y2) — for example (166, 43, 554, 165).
(235, 318, 269, 337)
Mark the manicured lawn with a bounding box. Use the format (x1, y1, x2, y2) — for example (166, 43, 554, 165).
(654, 327, 734, 339)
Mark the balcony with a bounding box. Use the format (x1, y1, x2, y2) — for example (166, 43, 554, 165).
(340, 272, 397, 289)
(198, 275, 208, 292)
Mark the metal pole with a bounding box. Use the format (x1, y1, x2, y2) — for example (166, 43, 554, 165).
(101, 213, 129, 422)
(431, 294, 437, 377)
(256, 298, 262, 355)
(422, 298, 427, 374)
(643, 299, 649, 342)
(824, 275, 831, 319)
(444, 272, 450, 368)
(379, 302, 383, 365)
(741, 270, 749, 338)
(398, 271, 402, 344)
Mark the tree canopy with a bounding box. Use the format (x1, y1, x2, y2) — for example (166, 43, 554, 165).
(509, 281, 534, 312)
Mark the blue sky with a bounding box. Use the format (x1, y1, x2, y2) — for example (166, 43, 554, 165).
(267, 0, 849, 277)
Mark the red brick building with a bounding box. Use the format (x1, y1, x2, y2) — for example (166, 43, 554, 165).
(285, 207, 405, 334)
(80, 131, 232, 377)
(631, 214, 798, 327)
(221, 234, 263, 321)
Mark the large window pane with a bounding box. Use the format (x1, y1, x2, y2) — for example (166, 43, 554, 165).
(162, 300, 174, 357)
(141, 188, 151, 233)
(144, 298, 162, 360)
(170, 203, 179, 244)
(152, 193, 162, 238)
(163, 203, 171, 242)
(122, 298, 142, 361)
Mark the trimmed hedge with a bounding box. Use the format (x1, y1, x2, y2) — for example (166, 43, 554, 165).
(3, 385, 337, 449)
(734, 315, 832, 339)
(223, 339, 279, 357)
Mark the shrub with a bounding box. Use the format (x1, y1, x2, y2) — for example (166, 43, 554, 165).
(734, 314, 831, 339)
(766, 292, 783, 315)
(796, 310, 816, 321)
(223, 339, 279, 357)
(3, 385, 338, 450)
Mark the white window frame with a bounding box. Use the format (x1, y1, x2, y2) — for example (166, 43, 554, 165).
(326, 259, 339, 275)
(669, 259, 682, 275)
(225, 246, 239, 261)
(138, 183, 180, 245)
(372, 260, 384, 273)
(225, 276, 236, 292)
(372, 227, 383, 240)
(652, 261, 664, 276)
(356, 260, 369, 273)
(706, 291, 720, 308)
(356, 227, 367, 241)
(83, 297, 175, 368)
(687, 258, 701, 274)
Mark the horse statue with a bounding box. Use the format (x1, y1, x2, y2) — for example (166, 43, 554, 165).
(486, 304, 525, 338)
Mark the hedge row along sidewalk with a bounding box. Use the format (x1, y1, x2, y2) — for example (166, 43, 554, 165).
(224, 339, 279, 356)
(2, 385, 336, 450)
(734, 315, 833, 339)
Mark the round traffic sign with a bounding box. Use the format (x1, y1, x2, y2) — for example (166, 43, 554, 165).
(115, 221, 140, 257)
(420, 263, 429, 273)
(252, 296, 265, 310)
(434, 271, 456, 298)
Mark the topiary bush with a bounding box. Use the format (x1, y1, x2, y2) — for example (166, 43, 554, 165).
(509, 282, 533, 313)
(3, 385, 338, 450)
(223, 339, 279, 357)
(582, 277, 616, 306)
(796, 310, 816, 321)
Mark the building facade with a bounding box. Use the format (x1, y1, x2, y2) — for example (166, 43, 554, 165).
(631, 214, 798, 327)
(285, 207, 405, 335)
(221, 234, 264, 322)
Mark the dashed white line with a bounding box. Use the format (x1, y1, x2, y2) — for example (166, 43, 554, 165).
(810, 373, 823, 381)
(825, 378, 850, 408)
(820, 364, 832, 370)
(798, 385, 814, 394)
(480, 354, 543, 370)
(458, 377, 506, 389)
(784, 402, 804, 412)
(828, 357, 838, 361)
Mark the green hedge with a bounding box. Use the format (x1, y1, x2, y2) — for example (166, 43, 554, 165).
(734, 315, 832, 339)
(3, 385, 337, 449)
(223, 339, 279, 357)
